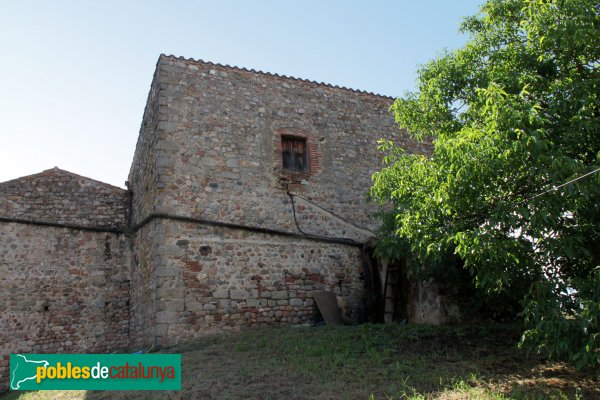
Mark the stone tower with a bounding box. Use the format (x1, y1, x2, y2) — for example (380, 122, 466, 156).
(126, 55, 428, 347)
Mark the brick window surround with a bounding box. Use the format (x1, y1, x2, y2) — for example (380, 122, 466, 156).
(274, 128, 321, 181)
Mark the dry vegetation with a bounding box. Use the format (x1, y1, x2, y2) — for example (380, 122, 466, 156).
(6, 324, 599, 399)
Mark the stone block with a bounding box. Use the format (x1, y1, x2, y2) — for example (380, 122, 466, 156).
(213, 289, 229, 299)
(219, 299, 230, 308)
(155, 266, 180, 277)
(271, 290, 287, 300)
(246, 298, 259, 307)
(164, 299, 185, 312)
(155, 324, 168, 337)
(289, 298, 304, 307)
(230, 289, 249, 300)
(156, 311, 178, 324)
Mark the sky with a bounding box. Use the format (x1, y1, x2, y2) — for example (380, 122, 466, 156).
(0, 0, 483, 188)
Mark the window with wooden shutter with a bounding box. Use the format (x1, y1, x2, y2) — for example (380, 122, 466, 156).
(281, 136, 308, 172)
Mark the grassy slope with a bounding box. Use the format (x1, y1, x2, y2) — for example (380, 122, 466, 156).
(6, 324, 599, 400)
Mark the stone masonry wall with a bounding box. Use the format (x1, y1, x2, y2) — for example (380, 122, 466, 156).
(126, 63, 168, 350)
(129, 64, 163, 226)
(136, 55, 429, 239)
(0, 167, 128, 231)
(0, 55, 442, 389)
(0, 168, 131, 391)
(0, 223, 130, 391)
(151, 220, 363, 346)
(129, 219, 160, 350)
(127, 55, 431, 344)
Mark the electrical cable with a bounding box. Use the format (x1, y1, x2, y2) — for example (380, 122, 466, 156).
(286, 189, 360, 245)
(523, 167, 600, 202)
(288, 192, 376, 234)
(433, 166, 600, 231)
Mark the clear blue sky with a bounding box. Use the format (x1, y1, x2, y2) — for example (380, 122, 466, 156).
(0, 0, 483, 188)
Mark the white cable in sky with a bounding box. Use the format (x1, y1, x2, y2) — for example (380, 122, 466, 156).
(527, 167, 600, 201)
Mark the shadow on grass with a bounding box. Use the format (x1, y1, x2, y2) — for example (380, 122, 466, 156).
(6, 323, 599, 400)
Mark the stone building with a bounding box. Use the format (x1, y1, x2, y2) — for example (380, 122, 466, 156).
(0, 168, 130, 389)
(0, 55, 434, 389)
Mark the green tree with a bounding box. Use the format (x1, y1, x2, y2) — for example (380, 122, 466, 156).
(370, 0, 600, 368)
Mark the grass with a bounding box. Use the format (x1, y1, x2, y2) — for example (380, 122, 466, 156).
(4, 323, 598, 399)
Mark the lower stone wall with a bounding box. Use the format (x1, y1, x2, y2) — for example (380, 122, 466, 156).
(0, 217, 459, 392)
(407, 280, 461, 325)
(0, 223, 130, 391)
(145, 220, 364, 346)
(129, 220, 160, 351)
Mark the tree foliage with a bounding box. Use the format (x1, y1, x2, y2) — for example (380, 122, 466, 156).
(370, 0, 600, 368)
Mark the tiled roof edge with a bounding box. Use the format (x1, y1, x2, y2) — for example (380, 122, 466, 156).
(159, 54, 395, 100)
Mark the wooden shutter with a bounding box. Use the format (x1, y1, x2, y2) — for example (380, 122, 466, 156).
(282, 137, 307, 171)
